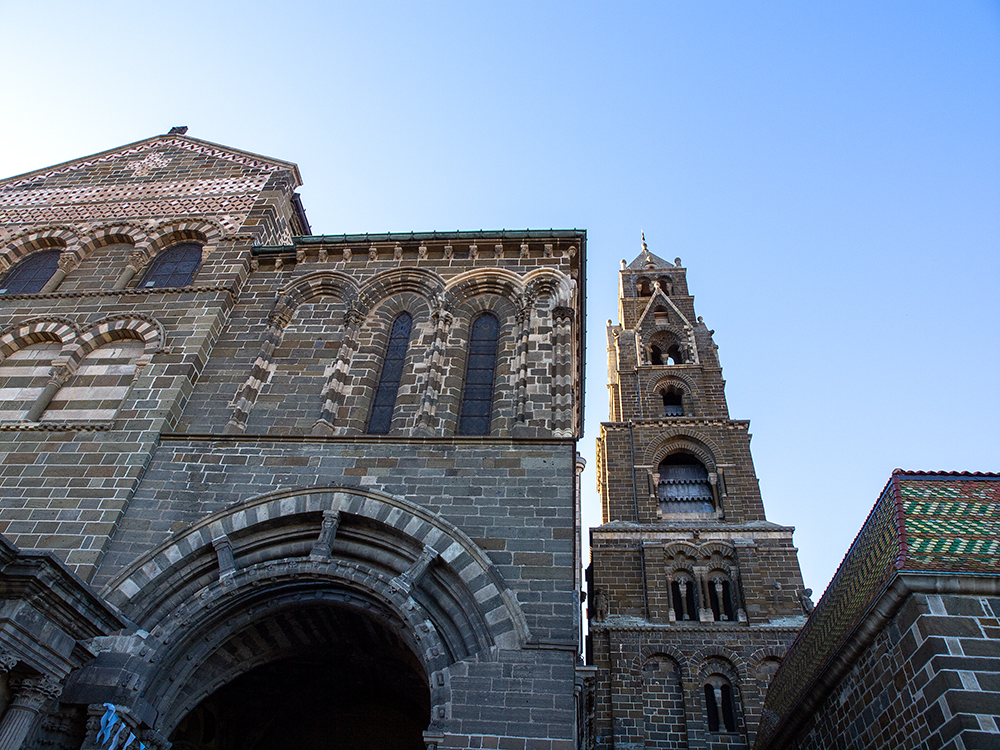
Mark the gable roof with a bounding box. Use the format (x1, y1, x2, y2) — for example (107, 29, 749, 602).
(755, 470, 1000, 749)
(0, 133, 303, 190)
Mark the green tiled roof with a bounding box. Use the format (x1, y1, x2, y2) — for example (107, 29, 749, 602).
(754, 471, 1000, 749)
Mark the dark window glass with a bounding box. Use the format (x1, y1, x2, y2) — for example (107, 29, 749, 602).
(458, 313, 499, 436)
(705, 685, 719, 732)
(721, 683, 737, 732)
(0, 250, 60, 294)
(367, 313, 412, 434)
(139, 243, 202, 288)
(663, 389, 683, 416)
(709, 580, 736, 621)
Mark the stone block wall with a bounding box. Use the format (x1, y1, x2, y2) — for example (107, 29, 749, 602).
(785, 592, 1000, 750)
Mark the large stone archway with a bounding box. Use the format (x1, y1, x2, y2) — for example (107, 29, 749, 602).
(168, 601, 431, 750)
(73, 487, 532, 745)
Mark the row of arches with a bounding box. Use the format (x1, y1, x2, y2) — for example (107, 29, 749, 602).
(0, 240, 204, 294)
(226, 267, 576, 437)
(662, 542, 746, 623)
(0, 220, 222, 275)
(0, 316, 163, 423)
(622, 645, 782, 749)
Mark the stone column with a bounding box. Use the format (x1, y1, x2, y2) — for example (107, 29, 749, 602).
(112, 249, 147, 290)
(0, 676, 62, 750)
(24, 360, 76, 422)
(551, 306, 575, 437)
(39, 253, 78, 293)
(512, 297, 532, 428)
(312, 306, 364, 435)
(227, 308, 291, 433)
(414, 301, 453, 436)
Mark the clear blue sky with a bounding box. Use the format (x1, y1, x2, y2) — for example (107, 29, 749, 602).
(2, 1, 997, 597)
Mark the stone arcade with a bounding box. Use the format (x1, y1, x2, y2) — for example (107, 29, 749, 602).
(0, 133, 585, 750)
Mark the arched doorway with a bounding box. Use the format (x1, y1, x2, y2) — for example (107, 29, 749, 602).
(169, 602, 429, 750)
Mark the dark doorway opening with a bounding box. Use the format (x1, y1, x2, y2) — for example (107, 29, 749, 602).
(169, 605, 430, 750)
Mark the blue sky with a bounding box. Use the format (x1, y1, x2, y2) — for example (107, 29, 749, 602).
(2, 1, 997, 597)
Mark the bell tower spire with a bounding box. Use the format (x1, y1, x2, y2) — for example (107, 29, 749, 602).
(588, 238, 809, 748)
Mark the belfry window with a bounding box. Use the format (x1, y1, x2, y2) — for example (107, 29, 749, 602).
(636, 277, 652, 297)
(367, 312, 412, 434)
(458, 313, 499, 436)
(708, 576, 736, 622)
(662, 388, 683, 416)
(139, 243, 202, 288)
(657, 453, 714, 514)
(0, 250, 60, 294)
(670, 575, 698, 621)
(704, 678, 737, 733)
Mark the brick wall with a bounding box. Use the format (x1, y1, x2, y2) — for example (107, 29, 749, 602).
(786, 592, 1000, 749)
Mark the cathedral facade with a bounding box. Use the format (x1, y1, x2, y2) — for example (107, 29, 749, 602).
(0, 134, 585, 750)
(585, 245, 810, 750)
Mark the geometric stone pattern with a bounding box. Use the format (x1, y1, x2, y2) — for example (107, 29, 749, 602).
(755, 472, 1000, 750)
(0, 135, 586, 750)
(588, 240, 808, 749)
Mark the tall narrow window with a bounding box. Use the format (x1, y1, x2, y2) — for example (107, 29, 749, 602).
(0, 250, 60, 294)
(367, 313, 412, 434)
(709, 578, 736, 622)
(139, 243, 202, 288)
(458, 313, 499, 436)
(705, 678, 737, 733)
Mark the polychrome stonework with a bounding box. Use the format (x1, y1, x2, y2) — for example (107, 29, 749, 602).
(0, 134, 585, 750)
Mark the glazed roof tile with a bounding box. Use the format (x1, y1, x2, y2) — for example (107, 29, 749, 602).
(754, 471, 1000, 749)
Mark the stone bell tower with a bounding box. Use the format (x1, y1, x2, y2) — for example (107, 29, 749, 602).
(586, 238, 809, 750)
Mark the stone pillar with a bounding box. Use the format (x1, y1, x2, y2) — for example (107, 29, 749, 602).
(512, 296, 532, 430)
(112, 250, 147, 290)
(213, 535, 236, 580)
(312, 306, 364, 435)
(551, 305, 575, 437)
(39, 253, 78, 293)
(0, 676, 62, 750)
(24, 360, 76, 422)
(391, 546, 439, 594)
(414, 300, 453, 436)
(227, 308, 291, 433)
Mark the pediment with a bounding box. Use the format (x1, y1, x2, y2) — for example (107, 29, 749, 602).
(0, 134, 302, 196)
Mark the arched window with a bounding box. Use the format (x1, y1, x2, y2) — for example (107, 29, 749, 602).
(44, 339, 145, 422)
(656, 453, 714, 514)
(662, 387, 683, 416)
(704, 677, 737, 733)
(670, 574, 698, 621)
(0, 250, 60, 294)
(0, 341, 62, 420)
(367, 313, 412, 434)
(139, 243, 202, 288)
(708, 575, 737, 622)
(458, 313, 500, 436)
(653, 306, 669, 326)
(636, 277, 652, 297)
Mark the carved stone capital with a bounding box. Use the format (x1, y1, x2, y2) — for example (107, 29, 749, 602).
(10, 675, 63, 708)
(0, 651, 18, 673)
(126, 249, 147, 272)
(57, 253, 79, 272)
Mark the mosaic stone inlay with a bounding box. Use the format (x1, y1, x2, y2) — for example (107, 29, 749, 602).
(755, 472, 1000, 748)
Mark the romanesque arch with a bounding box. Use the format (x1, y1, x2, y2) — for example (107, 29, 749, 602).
(97, 486, 531, 741)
